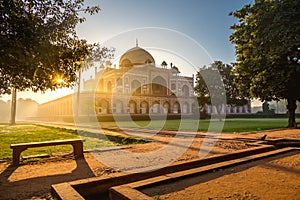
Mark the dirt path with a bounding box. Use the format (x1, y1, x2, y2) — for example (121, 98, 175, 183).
(156, 152, 300, 200)
(0, 128, 299, 199)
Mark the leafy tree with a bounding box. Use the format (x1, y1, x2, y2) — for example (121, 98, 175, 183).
(194, 66, 211, 112)
(0, 0, 114, 124)
(0, 0, 100, 93)
(230, 0, 300, 127)
(194, 61, 248, 115)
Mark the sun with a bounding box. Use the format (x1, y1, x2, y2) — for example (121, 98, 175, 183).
(56, 78, 64, 84)
(54, 74, 65, 85)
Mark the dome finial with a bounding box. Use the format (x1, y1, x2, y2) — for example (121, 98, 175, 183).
(136, 38, 138, 47)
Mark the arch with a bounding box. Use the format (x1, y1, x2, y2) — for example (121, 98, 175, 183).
(182, 102, 189, 114)
(182, 85, 189, 97)
(129, 100, 137, 114)
(113, 100, 123, 114)
(152, 76, 167, 85)
(98, 99, 109, 114)
(152, 76, 167, 95)
(140, 101, 149, 114)
(163, 102, 170, 114)
(173, 102, 181, 114)
(151, 101, 160, 114)
(131, 80, 141, 94)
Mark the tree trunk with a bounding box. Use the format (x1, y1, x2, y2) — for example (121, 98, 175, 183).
(217, 104, 223, 121)
(10, 88, 17, 125)
(75, 68, 82, 118)
(286, 97, 297, 127)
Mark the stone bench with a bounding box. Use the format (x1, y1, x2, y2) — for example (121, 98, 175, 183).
(10, 139, 84, 165)
(294, 122, 300, 128)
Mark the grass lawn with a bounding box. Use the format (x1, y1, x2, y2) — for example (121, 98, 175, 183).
(0, 124, 117, 159)
(99, 118, 297, 133)
(0, 118, 295, 160)
(215, 118, 292, 133)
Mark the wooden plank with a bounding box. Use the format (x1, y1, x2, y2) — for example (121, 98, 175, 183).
(10, 139, 85, 165)
(10, 139, 84, 147)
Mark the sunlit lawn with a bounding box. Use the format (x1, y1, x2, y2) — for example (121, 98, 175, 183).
(0, 124, 116, 159)
(99, 118, 296, 133)
(216, 118, 293, 132)
(0, 118, 296, 160)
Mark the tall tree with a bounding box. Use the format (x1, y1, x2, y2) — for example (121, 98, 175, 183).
(0, 0, 105, 124)
(194, 61, 248, 116)
(230, 0, 300, 127)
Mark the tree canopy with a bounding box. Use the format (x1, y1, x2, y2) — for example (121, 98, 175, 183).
(230, 0, 300, 126)
(0, 0, 101, 94)
(194, 61, 248, 114)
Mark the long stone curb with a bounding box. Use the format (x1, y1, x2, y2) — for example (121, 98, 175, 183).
(51, 144, 277, 199)
(109, 147, 299, 200)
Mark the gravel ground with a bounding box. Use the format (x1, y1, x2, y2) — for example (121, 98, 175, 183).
(0, 128, 299, 199)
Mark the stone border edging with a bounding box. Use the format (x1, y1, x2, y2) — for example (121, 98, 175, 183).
(51, 144, 277, 199)
(109, 147, 299, 200)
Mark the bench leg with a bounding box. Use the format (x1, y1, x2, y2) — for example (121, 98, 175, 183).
(12, 149, 23, 165)
(72, 142, 84, 157)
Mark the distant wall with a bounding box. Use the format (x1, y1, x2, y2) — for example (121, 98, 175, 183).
(0, 100, 10, 122)
(225, 113, 300, 118)
(0, 99, 39, 122)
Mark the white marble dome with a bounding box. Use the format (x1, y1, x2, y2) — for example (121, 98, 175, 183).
(119, 46, 155, 68)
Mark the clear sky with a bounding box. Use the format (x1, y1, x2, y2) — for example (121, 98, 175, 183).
(1, 0, 254, 104)
(77, 0, 252, 63)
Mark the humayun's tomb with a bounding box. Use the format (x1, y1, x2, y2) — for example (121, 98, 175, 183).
(37, 43, 250, 121)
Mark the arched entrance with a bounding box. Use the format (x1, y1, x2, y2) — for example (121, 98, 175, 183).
(129, 100, 137, 114)
(163, 102, 170, 114)
(140, 101, 149, 114)
(173, 102, 181, 114)
(131, 80, 141, 94)
(182, 102, 189, 114)
(113, 100, 123, 114)
(98, 99, 109, 114)
(152, 76, 167, 95)
(151, 101, 160, 114)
